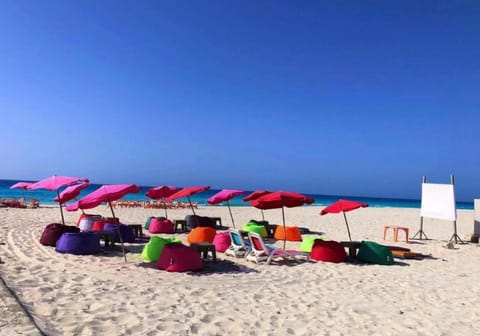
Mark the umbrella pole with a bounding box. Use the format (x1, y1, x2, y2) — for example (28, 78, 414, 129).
(108, 201, 127, 263)
(281, 206, 286, 250)
(227, 201, 235, 228)
(261, 209, 265, 221)
(163, 197, 168, 219)
(187, 196, 196, 215)
(56, 190, 66, 225)
(343, 212, 352, 242)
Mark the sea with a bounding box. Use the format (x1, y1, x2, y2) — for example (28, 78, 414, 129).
(0, 179, 474, 210)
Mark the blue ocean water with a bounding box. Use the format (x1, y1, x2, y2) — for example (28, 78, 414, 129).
(0, 179, 474, 210)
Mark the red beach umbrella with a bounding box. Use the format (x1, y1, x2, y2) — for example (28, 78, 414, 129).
(320, 199, 369, 242)
(243, 190, 271, 220)
(145, 185, 180, 219)
(166, 186, 210, 215)
(252, 191, 314, 249)
(207, 189, 245, 228)
(27, 175, 89, 225)
(66, 184, 141, 262)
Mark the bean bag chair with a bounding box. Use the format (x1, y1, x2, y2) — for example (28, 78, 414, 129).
(78, 214, 103, 231)
(157, 243, 203, 272)
(55, 232, 100, 255)
(92, 220, 106, 232)
(213, 232, 231, 252)
(310, 240, 347, 263)
(103, 223, 135, 243)
(148, 218, 174, 234)
(187, 227, 217, 244)
(357, 241, 394, 265)
(185, 215, 216, 229)
(144, 216, 154, 230)
(274, 226, 302, 242)
(141, 236, 182, 262)
(242, 222, 268, 238)
(40, 223, 80, 247)
(300, 235, 323, 253)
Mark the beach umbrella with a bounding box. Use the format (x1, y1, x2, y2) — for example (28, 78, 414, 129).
(27, 176, 89, 225)
(207, 189, 245, 228)
(166, 186, 210, 215)
(66, 184, 141, 262)
(252, 191, 314, 249)
(145, 185, 180, 219)
(54, 182, 90, 214)
(320, 199, 368, 242)
(10, 182, 33, 200)
(243, 190, 271, 220)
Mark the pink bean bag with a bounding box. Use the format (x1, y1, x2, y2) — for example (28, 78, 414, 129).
(310, 240, 347, 263)
(157, 243, 203, 272)
(213, 232, 231, 252)
(148, 218, 174, 234)
(187, 227, 217, 244)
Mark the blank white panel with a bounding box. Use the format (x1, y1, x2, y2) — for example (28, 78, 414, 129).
(420, 183, 456, 221)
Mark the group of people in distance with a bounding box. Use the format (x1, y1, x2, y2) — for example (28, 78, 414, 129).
(0, 198, 40, 209)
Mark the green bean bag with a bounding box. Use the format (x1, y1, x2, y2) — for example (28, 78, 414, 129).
(141, 236, 181, 262)
(357, 241, 394, 265)
(300, 235, 323, 253)
(242, 222, 268, 238)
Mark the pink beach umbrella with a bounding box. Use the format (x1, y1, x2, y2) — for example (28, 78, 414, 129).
(166, 186, 210, 215)
(27, 176, 89, 225)
(207, 189, 245, 228)
(54, 182, 90, 214)
(243, 190, 271, 220)
(145, 185, 180, 219)
(66, 184, 141, 262)
(10, 182, 33, 200)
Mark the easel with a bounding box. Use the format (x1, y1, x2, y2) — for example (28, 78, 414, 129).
(412, 176, 429, 240)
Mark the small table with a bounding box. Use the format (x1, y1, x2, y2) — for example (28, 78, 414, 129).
(173, 219, 187, 232)
(97, 231, 116, 248)
(128, 224, 143, 238)
(190, 242, 217, 262)
(209, 217, 222, 229)
(340, 241, 362, 261)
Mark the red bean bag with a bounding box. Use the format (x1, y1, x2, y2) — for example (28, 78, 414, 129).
(148, 218, 174, 234)
(157, 243, 203, 272)
(92, 220, 105, 231)
(274, 226, 302, 242)
(310, 240, 347, 263)
(187, 227, 217, 244)
(213, 232, 231, 252)
(40, 223, 80, 247)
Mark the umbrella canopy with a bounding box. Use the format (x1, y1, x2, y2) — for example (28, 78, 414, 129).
(27, 175, 89, 225)
(166, 186, 210, 215)
(145, 185, 180, 218)
(10, 182, 33, 190)
(252, 191, 314, 249)
(66, 184, 141, 262)
(207, 189, 244, 228)
(243, 190, 271, 220)
(54, 182, 90, 204)
(320, 199, 368, 241)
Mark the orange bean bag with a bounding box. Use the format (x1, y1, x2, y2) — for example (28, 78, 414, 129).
(274, 226, 302, 241)
(187, 227, 217, 244)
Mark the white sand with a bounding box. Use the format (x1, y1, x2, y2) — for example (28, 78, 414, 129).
(1, 205, 479, 335)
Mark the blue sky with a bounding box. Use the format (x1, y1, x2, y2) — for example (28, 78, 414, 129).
(1, 1, 479, 201)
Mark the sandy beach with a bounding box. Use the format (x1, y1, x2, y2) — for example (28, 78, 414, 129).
(1, 205, 479, 336)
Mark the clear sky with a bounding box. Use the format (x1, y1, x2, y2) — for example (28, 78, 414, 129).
(1, 1, 479, 201)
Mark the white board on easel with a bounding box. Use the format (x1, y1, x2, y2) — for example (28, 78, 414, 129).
(474, 199, 480, 235)
(420, 183, 457, 221)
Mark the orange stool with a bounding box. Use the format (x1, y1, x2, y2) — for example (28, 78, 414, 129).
(383, 226, 395, 240)
(394, 227, 409, 243)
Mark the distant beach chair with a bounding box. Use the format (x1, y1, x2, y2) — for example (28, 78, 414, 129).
(225, 229, 251, 258)
(246, 232, 309, 265)
(28, 198, 40, 209)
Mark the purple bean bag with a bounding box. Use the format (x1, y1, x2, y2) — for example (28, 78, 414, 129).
(157, 243, 203, 272)
(55, 232, 100, 255)
(103, 223, 135, 243)
(40, 223, 80, 247)
(213, 232, 231, 252)
(148, 218, 174, 234)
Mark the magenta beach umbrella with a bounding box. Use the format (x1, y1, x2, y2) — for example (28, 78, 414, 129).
(10, 182, 33, 200)
(207, 189, 245, 228)
(54, 182, 90, 214)
(66, 184, 141, 262)
(166, 186, 210, 215)
(27, 176, 89, 225)
(145, 185, 180, 219)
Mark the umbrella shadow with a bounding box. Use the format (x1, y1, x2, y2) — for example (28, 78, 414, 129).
(187, 258, 260, 276)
